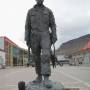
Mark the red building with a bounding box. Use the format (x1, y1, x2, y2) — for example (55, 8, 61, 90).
(0, 36, 28, 67)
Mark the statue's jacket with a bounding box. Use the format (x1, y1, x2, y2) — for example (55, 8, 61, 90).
(25, 4, 57, 42)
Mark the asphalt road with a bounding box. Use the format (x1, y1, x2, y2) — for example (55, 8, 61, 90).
(0, 65, 90, 90)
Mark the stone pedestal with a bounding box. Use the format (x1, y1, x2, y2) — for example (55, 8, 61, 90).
(26, 81, 64, 90)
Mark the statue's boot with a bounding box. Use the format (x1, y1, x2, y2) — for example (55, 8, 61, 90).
(32, 75, 42, 84)
(43, 75, 52, 88)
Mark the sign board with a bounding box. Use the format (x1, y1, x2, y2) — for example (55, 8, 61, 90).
(0, 37, 4, 50)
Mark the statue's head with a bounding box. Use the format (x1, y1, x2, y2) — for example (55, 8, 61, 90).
(35, 0, 44, 5)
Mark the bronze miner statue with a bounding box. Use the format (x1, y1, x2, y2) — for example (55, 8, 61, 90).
(25, 0, 57, 88)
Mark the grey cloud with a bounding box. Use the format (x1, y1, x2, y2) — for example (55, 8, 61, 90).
(1, 0, 90, 49)
(54, 0, 90, 49)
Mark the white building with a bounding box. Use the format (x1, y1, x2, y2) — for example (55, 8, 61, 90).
(72, 41, 90, 65)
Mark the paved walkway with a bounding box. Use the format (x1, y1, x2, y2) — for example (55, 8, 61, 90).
(0, 66, 90, 90)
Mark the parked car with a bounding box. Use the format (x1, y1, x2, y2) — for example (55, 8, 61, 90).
(59, 60, 70, 66)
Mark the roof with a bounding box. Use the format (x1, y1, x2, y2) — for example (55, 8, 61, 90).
(0, 36, 27, 50)
(80, 41, 90, 51)
(58, 34, 90, 55)
(0, 36, 27, 51)
(2, 36, 18, 46)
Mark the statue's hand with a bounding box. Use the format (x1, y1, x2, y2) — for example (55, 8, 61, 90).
(52, 35, 57, 44)
(50, 33, 57, 44)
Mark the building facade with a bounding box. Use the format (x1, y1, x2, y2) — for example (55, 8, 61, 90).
(56, 34, 90, 66)
(0, 36, 28, 67)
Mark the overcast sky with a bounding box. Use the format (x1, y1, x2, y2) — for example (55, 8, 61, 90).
(0, 0, 90, 49)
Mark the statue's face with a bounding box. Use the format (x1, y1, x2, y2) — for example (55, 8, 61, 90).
(36, 0, 44, 5)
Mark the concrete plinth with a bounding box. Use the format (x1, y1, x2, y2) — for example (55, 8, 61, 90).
(26, 81, 64, 90)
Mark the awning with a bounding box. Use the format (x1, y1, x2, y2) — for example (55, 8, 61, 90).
(80, 41, 90, 51)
